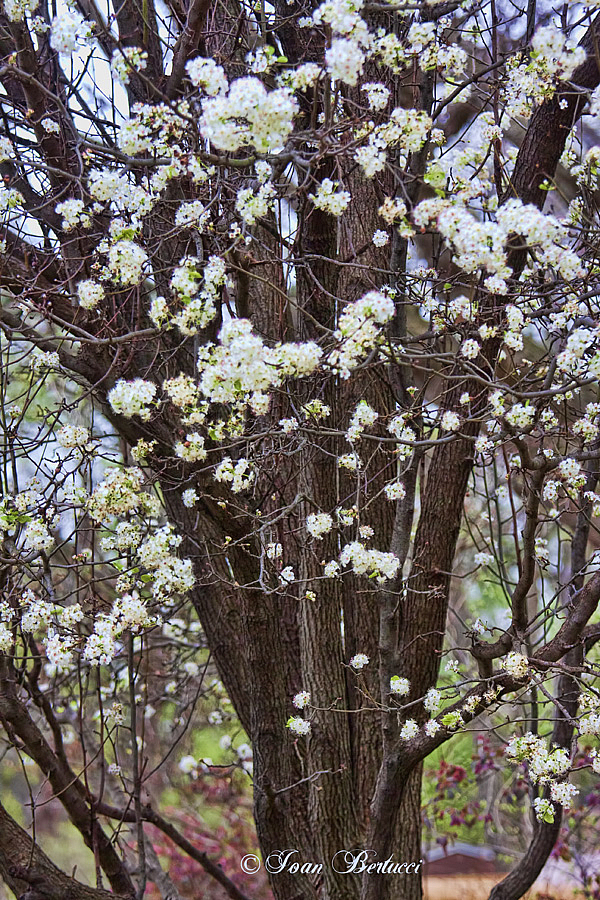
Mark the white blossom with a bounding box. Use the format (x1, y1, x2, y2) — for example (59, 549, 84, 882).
(50, 6, 90, 54)
(349, 653, 369, 670)
(306, 512, 334, 539)
(309, 178, 351, 216)
(502, 652, 530, 679)
(400, 719, 419, 740)
(77, 280, 104, 310)
(293, 691, 311, 709)
(287, 716, 311, 736)
(390, 676, 410, 696)
(108, 379, 157, 420)
(182, 488, 199, 508)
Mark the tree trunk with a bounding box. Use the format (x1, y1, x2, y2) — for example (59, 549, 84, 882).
(387, 765, 424, 900)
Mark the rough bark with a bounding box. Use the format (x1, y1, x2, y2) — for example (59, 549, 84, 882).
(2, 11, 600, 900)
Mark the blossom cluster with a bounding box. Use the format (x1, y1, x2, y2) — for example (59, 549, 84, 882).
(505, 732, 576, 821)
(328, 291, 395, 378)
(338, 541, 399, 583)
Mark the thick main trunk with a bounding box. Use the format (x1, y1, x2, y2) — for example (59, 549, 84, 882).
(386, 765, 423, 900)
(252, 766, 424, 900)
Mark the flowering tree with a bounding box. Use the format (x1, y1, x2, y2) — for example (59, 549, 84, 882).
(2, 0, 600, 898)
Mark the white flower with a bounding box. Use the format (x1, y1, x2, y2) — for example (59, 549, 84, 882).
(250, 392, 271, 415)
(83, 621, 116, 666)
(550, 781, 578, 808)
(236, 742, 252, 760)
(21, 598, 53, 633)
(349, 653, 369, 670)
(163, 374, 200, 408)
(111, 47, 148, 85)
(325, 38, 365, 85)
(23, 518, 54, 553)
(0, 137, 13, 161)
(362, 82, 390, 111)
(559, 458, 582, 482)
(88, 467, 149, 523)
(279, 566, 296, 585)
(505, 403, 535, 430)
(379, 197, 407, 224)
(535, 537, 550, 565)
(108, 379, 157, 420)
(440, 411, 460, 432)
(182, 488, 199, 508)
(175, 200, 210, 230)
(57, 425, 90, 449)
(200, 77, 297, 153)
(309, 178, 351, 216)
(339, 541, 400, 582)
(384, 481, 406, 501)
(293, 691, 311, 709)
(306, 512, 334, 539)
(424, 689, 441, 713)
(56, 198, 90, 230)
(107, 240, 148, 286)
(44, 630, 73, 671)
(236, 183, 276, 225)
(290, 63, 321, 90)
(461, 339, 481, 359)
(105, 702, 124, 724)
(400, 719, 419, 740)
(474, 551, 494, 567)
(337, 453, 361, 471)
(349, 402, 379, 438)
(533, 797, 555, 823)
(502, 651, 530, 679)
(255, 161, 272, 182)
(197, 317, 321, 404)
(50, 6, 90, 54)
(279, 417, 299, 433)
(175, 433, 207, 462)
(372, 229, 389, 247)
(329, 289, 394, 377)
(266, 542, 283, 560)
(178, 755, 197, 774)
(214, 456, 255, 493)
(77, 280, 104, 310)
(579, 713, 600, 735)
(2, 0, 36, 21)
(390, 676, 410, 696)
(0, 622, 14, 654)
(475, 436, 493, 454)
(287, 716, 311, 736)
(186, 57, 228, 96)
(59, 604, 84, 627)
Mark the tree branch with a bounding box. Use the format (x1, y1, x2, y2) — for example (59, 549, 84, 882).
(0, 658, 135, 897)
(0, 799, 124, 900)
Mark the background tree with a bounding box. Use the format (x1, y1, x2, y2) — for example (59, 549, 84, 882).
(2, 1, 600, 899)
